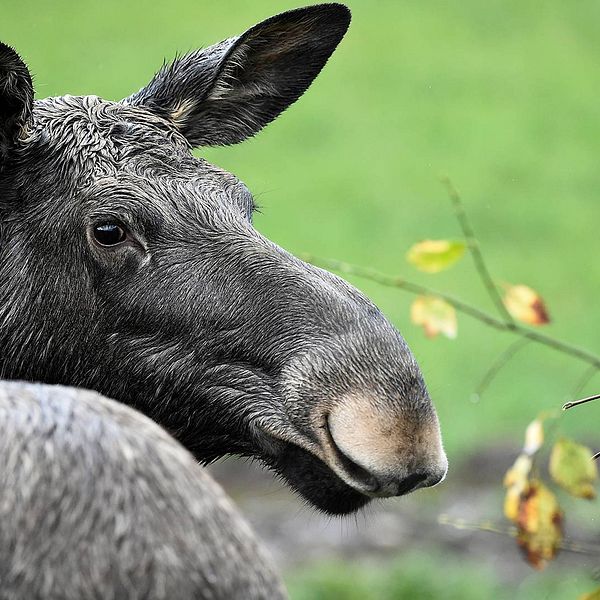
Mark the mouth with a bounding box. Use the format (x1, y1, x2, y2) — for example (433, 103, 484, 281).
(255, 424, 415, 515)
(265, 439, 373, 515)
(256, 411, 442, 515)
(213, 365, 444, 514)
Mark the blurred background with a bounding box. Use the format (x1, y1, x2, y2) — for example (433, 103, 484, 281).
(4, 1, 600, 597)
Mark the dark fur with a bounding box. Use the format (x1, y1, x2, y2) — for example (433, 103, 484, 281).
(0, 43, 33, 162)
(0, 4, 445, 515)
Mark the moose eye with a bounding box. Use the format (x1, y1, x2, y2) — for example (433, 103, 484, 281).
(92, 223, 128, 247)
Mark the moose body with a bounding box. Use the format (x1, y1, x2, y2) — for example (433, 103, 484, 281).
(0, 4, 447, 517)
(0, 381, 286, 599)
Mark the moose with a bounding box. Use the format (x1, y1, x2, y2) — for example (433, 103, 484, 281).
(0, 3, 447, 519)
(0, 381, 286, 599)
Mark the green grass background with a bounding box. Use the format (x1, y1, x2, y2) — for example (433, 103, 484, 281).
(286, 553, 595, 600)
(3, 1, 600, 597)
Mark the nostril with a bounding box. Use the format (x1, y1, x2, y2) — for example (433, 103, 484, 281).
(395, 472, 427, 495)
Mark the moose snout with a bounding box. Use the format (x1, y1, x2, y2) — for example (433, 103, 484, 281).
(319, 394, 448, 498)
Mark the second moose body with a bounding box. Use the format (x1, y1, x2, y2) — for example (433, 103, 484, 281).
(0, 4, 447, 516)
(0, 381, 286, 599)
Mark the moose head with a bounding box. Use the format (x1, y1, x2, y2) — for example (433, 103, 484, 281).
(0, 4, 447, 515)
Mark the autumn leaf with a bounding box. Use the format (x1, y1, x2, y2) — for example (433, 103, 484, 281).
(504, 455, 533, 490)
(503, 284, 550, 326)
(503, 454, 532, 522)
(406, 240, 466, 273)
(516, 480, 563, 570)
(549, 438, 598, 499)
(410, 296, 457, 339)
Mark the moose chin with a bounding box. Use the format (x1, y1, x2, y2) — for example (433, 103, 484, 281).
(0, 3, 447, 516)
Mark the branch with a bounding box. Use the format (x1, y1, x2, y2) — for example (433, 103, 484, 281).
(438, 515, 600, 556)
(303, 254, 600, 370)
(441, 177, 515, 324)
(563, 393, 600, 411)
(473, 339, 530, 400)
(570, 365, 599, 399)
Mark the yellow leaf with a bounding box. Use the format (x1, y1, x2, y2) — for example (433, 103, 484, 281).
(406, 240, 466, 273)
(580, 587, 600, 600)
(549, 438, 598, 499)
(504, 485, 524, 523)
(516, 480, 563, 570)
(503, 454, 532, 522)
(523, 419, 544, 456)
(503, 284, 550, 326)
(410, 296, 457, 339)
(504, 454, 533, 489)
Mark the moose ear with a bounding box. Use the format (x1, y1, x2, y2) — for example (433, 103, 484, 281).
(124, 4, 351, 147)
(0, 43, 34, 163)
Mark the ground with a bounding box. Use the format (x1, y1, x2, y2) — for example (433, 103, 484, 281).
(211, 448, 599, 599)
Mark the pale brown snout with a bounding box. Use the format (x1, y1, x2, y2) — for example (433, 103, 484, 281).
(319, 394, 448, 498)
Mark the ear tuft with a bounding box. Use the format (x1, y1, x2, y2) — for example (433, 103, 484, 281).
(125, 4, 351, 147)
(0, 43, 34, 163)
(169, 97, 200, 129)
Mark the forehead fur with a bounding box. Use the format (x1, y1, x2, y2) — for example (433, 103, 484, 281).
(12, 95, 251, 222)
(24, 95, 197, 185)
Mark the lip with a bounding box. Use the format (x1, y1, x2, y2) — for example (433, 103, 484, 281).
(258, 431, 373, 515)
(257, 415, 438, 502)
(255, 418, 380, 499)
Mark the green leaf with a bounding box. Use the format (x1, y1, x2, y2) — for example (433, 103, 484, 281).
(406, 240, 466, 273)
(549, 438, 598, 499)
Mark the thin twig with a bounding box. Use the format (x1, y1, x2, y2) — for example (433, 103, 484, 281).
(570, 365, 599, 399)
(438, 515, 600, 556)
(441, 177, 515, 324)
(304, 254, 600, 370)
(437, 514, 511, 537)
(473, 339, 530, 400)
(563, 393, 600, 411)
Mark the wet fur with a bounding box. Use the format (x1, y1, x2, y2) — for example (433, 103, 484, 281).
(0, 4, 442, 516)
